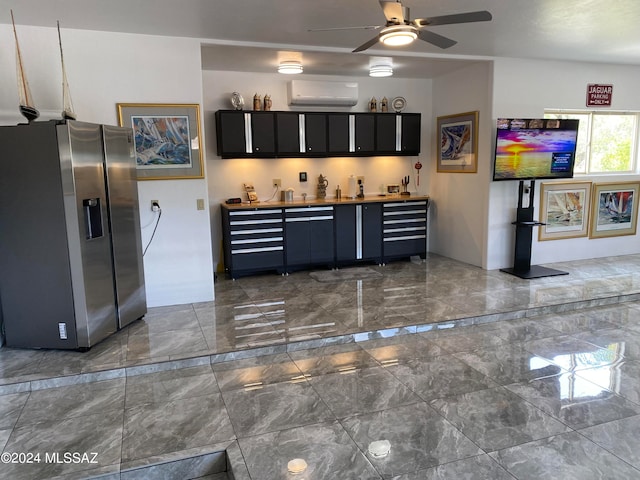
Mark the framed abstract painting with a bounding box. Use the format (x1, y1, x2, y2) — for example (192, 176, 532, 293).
(589, 181, 639, 239)
(117, 103, 204, 180)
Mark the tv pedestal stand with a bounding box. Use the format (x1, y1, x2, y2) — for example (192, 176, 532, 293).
(500, 180, 568, 279)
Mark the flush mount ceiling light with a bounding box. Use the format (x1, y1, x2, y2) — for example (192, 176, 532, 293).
(278, 60, 303, 74)
(369, 64, 393, 77)
(379, 24, 418, 47)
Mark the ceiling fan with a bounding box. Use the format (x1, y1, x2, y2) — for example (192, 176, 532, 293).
(310, 0, 492, 53)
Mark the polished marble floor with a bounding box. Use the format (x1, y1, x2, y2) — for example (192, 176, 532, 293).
(2, 254, 640, 478)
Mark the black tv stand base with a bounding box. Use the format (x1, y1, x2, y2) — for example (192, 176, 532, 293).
(500, 265, 568, 279)
(502, 180, 570, 280)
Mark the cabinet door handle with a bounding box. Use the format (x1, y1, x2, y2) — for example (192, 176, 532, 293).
(356, 205, 363, 259)
(299, 114, 306, 153)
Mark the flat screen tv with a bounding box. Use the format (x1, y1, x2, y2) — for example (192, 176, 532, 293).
(493, 118, 579, 181)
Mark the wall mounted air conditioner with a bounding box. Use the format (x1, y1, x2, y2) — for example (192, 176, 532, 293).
(287, 80, 358, 106)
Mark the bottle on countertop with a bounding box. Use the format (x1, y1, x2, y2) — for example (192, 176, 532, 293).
(336, 185, 342, 199)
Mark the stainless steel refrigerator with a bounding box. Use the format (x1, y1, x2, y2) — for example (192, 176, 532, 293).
(0, 120, 146, 349)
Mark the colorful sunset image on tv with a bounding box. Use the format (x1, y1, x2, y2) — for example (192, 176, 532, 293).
(493, 120, 579, 181)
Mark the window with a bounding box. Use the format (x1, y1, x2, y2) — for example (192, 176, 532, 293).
(545, 111, 638, 175)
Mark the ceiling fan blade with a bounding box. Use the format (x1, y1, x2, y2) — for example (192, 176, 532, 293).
(414, 10, 492, 27)
(379, 0, 405, 23)
(352, 35, 381, 53)
(417, 29, 457, 49)
(308, 25, 382, 32)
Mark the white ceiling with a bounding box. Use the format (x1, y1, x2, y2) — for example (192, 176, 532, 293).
(4, 0, 640, 79)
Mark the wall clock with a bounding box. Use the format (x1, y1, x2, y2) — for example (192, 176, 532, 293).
(391, 96, 406, 112)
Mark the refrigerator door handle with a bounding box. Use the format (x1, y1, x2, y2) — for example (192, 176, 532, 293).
(82, 197, 104, 239)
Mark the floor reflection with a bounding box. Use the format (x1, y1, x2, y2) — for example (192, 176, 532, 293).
(3, 254, 640, 478)
(548, 341, 624, 400)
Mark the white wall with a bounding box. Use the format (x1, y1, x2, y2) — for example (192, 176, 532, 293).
(201, 71, 433, 270)
(6, 25, 637, 302)
(0, 25, 214, 306)
(429, 61, 493, 267)
(489, 57, 640, 269)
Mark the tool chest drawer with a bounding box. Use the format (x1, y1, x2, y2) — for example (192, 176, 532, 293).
(382, 200, 428, 259)
(223, 208, 284, 277)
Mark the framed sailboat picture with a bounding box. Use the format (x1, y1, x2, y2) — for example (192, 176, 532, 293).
(116, 103, 204, 180)
(589, 181, 639, 239)
(539, 181, 591, 241)
(437, 111, 478, 173)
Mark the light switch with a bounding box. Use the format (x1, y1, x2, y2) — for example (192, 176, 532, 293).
(197, 199, 205, 210)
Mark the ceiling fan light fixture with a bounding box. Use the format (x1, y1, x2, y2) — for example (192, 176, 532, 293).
(278, 61, 303, 74)
(379, 25, 418, 46)
(369, 64, 393, 77)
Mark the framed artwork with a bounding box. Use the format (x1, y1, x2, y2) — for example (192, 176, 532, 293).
(589, 181, 639, 239)
(539, 181, 591, 241)
(437, 111, 478, 173)
(116, 103, 204, 180)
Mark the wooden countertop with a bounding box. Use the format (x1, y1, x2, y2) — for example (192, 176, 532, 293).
(221, 194, 430, 210)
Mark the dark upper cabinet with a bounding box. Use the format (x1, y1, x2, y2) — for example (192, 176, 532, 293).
(327, 114, 350, 153)
(276, 112, 327, 157)
(251, 112, 276, 155)
(401, 113, 421, 155)
(215, 110, 420, 158)
(275, 112, 300, 156)
(354, 114, 375, 154)
(216, 110, 276, 158)
(376, 114, 398, 154)
(376, 113, 421, 155)
(215, 111, 247, 157)
(304, 113, 327, 154)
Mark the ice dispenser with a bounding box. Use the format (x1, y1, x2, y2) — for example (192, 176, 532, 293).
(83, 197, 104, 239)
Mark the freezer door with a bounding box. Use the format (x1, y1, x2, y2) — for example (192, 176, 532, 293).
(0, 122, 79, 349)
(60, 121, 118, 347)
(102, 125, 147, 328)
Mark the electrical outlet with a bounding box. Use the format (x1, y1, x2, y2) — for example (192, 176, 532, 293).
(151, 200, 159, 211)
(273, 178, 281, 188)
